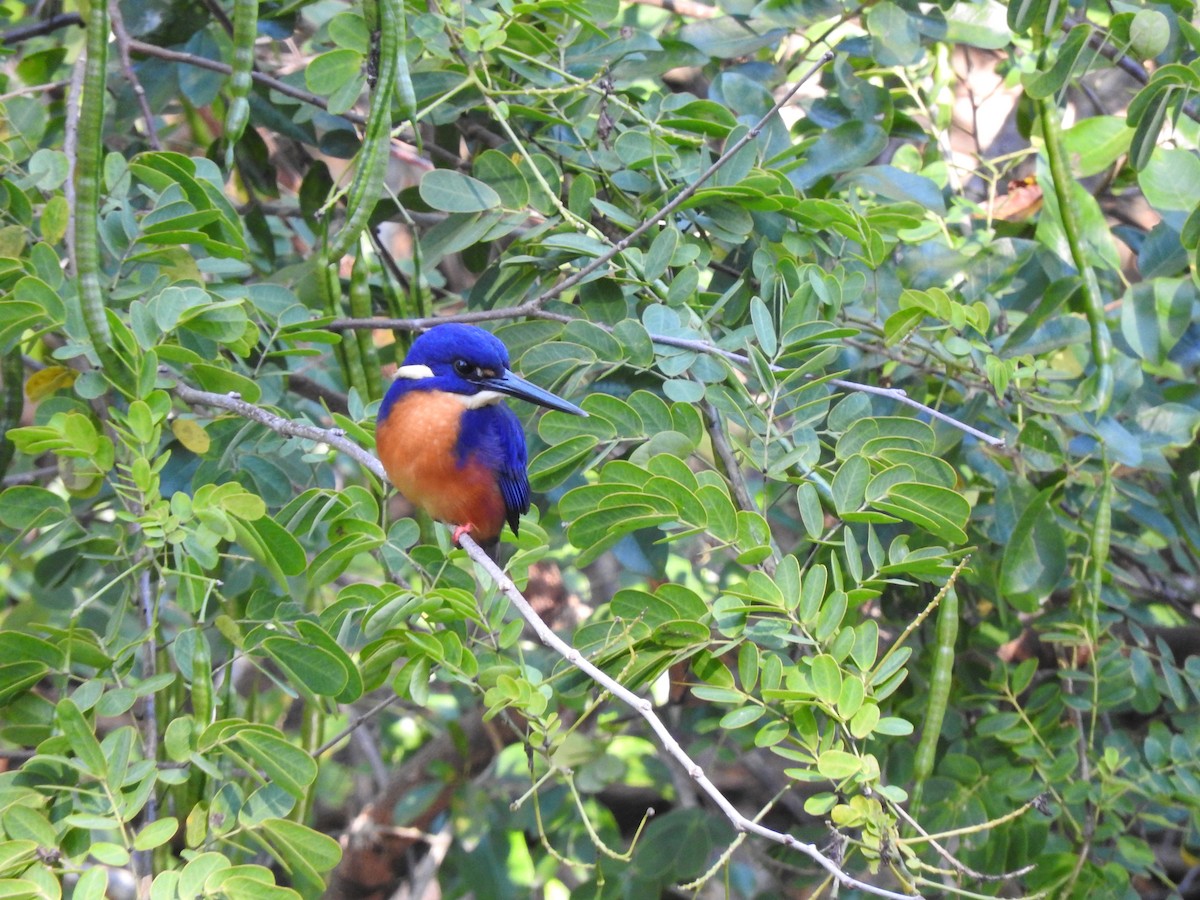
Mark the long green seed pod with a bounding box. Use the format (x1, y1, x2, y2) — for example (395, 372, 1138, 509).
(0, 350, 23, 479)
(223, 0, 258, 167)
(319, 259, 369, 400)
(909, 582, 959, 817)
(349, 247, 383, 401)
(75, 0, 125, 383)
(1039, 99, 1113, 413)
(323, 0, 398, 263)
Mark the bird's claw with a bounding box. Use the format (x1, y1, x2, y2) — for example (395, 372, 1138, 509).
(452, 523, 475, 546)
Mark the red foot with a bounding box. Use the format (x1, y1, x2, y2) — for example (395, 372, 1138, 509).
(452, 522, 475, 545)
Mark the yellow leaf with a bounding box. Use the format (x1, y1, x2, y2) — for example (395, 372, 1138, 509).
(59, 458, 102, 497)
(172, 418, 211, 454)
(25, 366, 77, 403)
(41, 196, 69, 245)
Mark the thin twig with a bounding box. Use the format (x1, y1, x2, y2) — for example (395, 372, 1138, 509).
(700, 396, 780, 575)
(172, 380, 386, 480)
(890, 803, 1036, 883)
(124, 39, 366, 126)
(313, 693, 403, 757)
(458, 533, 917, 899)
(109, 1, 161, 149)
(0, 12, 83, 44)
(0, 80, 69, 102)
(2, 465, 59, 486)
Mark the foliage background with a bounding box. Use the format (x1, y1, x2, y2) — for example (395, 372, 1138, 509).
(1, 0, 1199, 896)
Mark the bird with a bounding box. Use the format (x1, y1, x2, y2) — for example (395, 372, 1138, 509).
(375, 323, 587, 551)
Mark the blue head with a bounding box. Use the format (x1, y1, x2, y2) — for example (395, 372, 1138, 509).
(379, 324, 587, 422)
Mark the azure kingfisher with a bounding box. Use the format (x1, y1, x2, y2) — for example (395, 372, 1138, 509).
(376, 323, 587, 551)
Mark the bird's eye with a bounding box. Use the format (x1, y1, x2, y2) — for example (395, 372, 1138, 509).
(453, 359, 476, 378)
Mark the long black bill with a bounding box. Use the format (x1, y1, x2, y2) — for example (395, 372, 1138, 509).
(483, 370, 588, 416)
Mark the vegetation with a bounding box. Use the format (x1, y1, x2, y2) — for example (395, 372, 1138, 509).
(1, 0, 1198, 896)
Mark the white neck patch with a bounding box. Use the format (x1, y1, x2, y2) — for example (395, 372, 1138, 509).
(395, 364, 435, 380)
(458, 390, 506, 409)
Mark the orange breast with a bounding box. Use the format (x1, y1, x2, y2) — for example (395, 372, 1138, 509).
(376, 391, 507, 540)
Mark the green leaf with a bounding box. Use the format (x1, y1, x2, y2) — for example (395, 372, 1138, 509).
(719, 705, 764, 729)
(233, 517, 302, 587)
(56, 698, 107, 777)
(677, 17, 786, 59)
(260, 636, 349, 699)
(1060, 116, 1133, 177)
(190, 364, 262, 403)
(790, 121, 889, 191)
(643, 227, 679, 283)
(473, 149, 529, 210)
(872, 483, 969, 544)
(305, 48, 365, 111)
(528, 435, 598, 491)
(816, 749, 861, 780)
(848, 702, 880, 738)
(868, 1, 923, 66)
(836, 416, 934, 458)
(999, 487, 1066, 611)
(1024, 24, 1090, 100)
(1138, 148, 1200, 213)
(0, 841, 38, 877)
(1120, 279, 1195, 364)
(832, 454, 869, 515)
(260, 816, 340, 888)
(294, 620, 363, 703)
(0, 486, 70, 531)
(231, 728, 318, 799)
(810, 654, 842, 705)
(1129, 9, 1170, 60)
(0, 301, 44, 354)
(420, 169, 502, 213)
(134, 817, 179, 851)
(1008, 0, 1050, 34)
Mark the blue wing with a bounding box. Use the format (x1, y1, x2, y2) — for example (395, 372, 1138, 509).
(458, 404, 531, 536)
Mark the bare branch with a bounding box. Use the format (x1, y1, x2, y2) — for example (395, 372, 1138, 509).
(172, 380, 385, 481)
(0, 12, 83, 44)
(109, 1, 161, 149)
(124, 39, 366, 126)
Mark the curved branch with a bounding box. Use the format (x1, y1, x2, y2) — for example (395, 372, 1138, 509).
(172, 380, 385, 481)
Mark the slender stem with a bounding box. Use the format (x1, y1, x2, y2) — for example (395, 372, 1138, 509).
(0, 12, 84, 43)
(1038, 99, 1112, 412)
(109, 0, 161, 149)
(124, 39, 366, 126)
(172, 380, 386, 481)
(0, 351, 24, 479)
